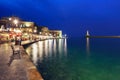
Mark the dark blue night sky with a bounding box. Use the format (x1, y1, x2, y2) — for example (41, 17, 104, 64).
(0, 0, 120, 37)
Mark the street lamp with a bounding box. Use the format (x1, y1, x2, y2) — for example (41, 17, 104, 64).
(13, 19, 18, 25)
(9, 18, 12, 21)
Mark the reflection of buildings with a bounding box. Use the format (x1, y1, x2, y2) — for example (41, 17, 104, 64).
(58, 39, 63, 55)
(26, 39, 68, 63)
(48, 39, 53, 57)
(38, 41, 43, 62)
(64, 39, 67, 56)
(42, 39, 67, 59)
(26, 43, 38, 65)
(31, 43, 38, 65)
(44, 40, 49, 58)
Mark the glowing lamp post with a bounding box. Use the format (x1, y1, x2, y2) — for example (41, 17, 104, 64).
(13, 19, 19, 25)
(9, 18, 12, 21)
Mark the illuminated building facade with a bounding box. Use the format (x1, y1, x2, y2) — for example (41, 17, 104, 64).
(49, 30, 62, 38)
(0, 16, 36, 33)
(0, 16, 37, 40)
(0, 16, 63, 41)
(40, 27, 62, 38)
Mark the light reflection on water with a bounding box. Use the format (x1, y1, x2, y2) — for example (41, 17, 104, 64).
(26, 38, 120, 80)
(26, 39, 67, 65)
(53, 39, 57, 57)
(38, 41, 43, 62)
(44, 40, 48, 58)
(64, 38, 67, 56)
(48, 39, 53, 58)
(58, 39, 63, 55)
(86, 37, 90, 56)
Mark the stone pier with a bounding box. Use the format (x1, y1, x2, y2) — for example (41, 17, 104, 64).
(0, 41, 43, 80)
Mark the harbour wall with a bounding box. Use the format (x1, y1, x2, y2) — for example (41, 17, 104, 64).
(86, 36, 120, 38)
(21, 40, 44, 80)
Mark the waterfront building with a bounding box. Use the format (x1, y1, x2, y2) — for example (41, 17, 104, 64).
(0, 16, 36, 33)
(0, 16, 63, 41)
(49, 30, 62, 38)
(0, 16, 37, 40)
(40, 27, 62, 38)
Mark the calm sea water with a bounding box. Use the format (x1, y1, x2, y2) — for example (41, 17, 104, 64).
(26, 38, 120, 80)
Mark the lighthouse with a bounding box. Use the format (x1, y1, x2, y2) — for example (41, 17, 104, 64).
(86, 30, 90, 37)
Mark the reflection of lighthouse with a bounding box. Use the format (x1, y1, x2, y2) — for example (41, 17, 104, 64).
(86, 30, 90, 37)
(86, 37, 90, 55)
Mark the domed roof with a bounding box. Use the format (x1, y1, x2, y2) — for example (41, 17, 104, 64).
(41, 27, 49, 32)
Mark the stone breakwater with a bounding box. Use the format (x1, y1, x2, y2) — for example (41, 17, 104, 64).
(0, 42, 43, 80)
(20, 45, 43, 80)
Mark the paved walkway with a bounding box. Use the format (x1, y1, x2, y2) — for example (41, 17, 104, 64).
(0, 41, 43, 80)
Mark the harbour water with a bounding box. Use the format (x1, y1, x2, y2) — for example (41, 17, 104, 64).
(26, 38, 120, 80)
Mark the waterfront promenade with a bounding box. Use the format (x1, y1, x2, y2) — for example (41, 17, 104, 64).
(0, 40, 43, 80)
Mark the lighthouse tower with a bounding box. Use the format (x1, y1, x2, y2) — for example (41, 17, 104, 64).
(86, 30, 90, 37)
